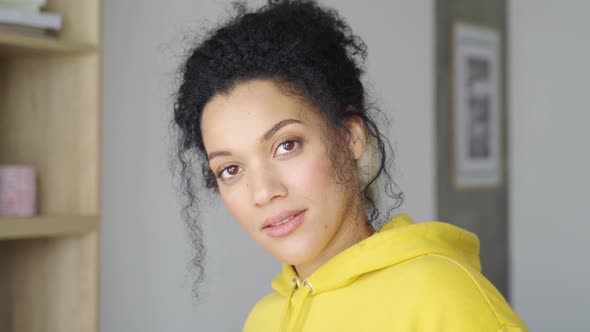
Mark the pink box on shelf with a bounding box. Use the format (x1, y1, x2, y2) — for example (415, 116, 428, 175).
(0, 165, 37, 217)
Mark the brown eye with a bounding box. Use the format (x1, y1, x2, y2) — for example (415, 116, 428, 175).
(275, 140, 300, 156)
(283, 141, 295, 151)
(218, 165, 242, 180)
(227, 166, 239, 175)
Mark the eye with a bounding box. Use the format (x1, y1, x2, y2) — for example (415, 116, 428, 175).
(275, 140, 300, 156)
(217, 165, 243, 180)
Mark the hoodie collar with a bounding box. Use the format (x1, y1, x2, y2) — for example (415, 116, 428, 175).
(272, 213, 480, 296)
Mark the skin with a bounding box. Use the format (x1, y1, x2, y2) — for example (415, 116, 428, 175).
(201, 79, 374, 280)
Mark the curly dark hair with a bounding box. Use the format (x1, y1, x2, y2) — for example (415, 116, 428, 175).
(171, 0, 403, 298)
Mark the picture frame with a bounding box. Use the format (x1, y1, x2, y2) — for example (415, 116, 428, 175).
(451, 21, 503, 189)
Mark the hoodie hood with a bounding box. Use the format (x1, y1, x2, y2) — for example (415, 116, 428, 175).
(271, 213, 480, 297)
(243, 213, 527, 332)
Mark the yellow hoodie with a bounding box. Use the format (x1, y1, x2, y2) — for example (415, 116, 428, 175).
(243, 214, 528, 331)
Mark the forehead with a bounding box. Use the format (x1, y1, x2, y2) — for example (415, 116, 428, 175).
(201, 80, 318, 148)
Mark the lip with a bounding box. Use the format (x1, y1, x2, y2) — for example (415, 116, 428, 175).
(262, 209, 306, 229)
(262, 210, 306, 238)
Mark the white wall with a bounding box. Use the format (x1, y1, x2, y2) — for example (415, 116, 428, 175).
(319, 0, 435, 223)
(509, 1, 590, 331)
(101, 1, 434, 331)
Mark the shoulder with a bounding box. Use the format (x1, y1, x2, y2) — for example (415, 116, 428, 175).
(242, 291, 284, 332)
(376, 253, 527, 331)
(347, 254, 527, 331)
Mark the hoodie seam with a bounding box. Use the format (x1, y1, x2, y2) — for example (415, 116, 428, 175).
(428, 253, 507, 329)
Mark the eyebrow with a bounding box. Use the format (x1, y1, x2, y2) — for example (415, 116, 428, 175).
(207, 118, 303, 161)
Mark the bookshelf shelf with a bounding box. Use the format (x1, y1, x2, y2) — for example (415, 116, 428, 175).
(0, 30, 96, 56)
(0, 215, 99, 240)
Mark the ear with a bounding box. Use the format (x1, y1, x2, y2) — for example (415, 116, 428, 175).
(343, 108, 367, 160)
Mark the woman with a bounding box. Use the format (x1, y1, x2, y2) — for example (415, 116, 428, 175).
(172, 1, 528, 331)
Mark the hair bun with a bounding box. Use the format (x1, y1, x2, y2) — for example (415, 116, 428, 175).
(268, 0, 290, 7)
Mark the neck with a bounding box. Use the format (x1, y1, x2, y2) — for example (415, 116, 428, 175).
(294, 208, 374, 280)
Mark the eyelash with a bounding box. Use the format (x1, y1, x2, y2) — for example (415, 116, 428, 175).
(215, 138, 301, 180)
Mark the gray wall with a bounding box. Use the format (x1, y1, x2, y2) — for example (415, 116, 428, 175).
(101, 1, 434, 331)
(509, 1, 590, 330)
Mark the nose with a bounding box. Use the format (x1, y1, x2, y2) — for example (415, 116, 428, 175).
(249, 164, 287, 206)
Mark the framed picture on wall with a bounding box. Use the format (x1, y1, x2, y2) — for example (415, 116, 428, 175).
(452, 22, 502, 189)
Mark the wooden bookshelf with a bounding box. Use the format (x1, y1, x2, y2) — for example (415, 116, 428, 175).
(0, 1, 100, 331)
(0, 215, 98, 240)
(0, 30, 97, 56)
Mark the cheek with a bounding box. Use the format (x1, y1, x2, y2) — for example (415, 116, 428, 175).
(288, 150, 336, 198)
(219, 186, 253, 231)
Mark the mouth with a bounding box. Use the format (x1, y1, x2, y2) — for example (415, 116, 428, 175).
(268, 215, 295, 227)
(262, 209, 307, 238)
(262, 209, 306, 229)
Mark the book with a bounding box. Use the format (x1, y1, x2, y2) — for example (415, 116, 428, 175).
(0, 0, 46, 12)
(0, 4, 41, 12)
(0, 0, 46, 4)
(0, 7, 60, 30)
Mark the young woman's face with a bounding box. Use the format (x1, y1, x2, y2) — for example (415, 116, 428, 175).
(201, 80, 364, 267)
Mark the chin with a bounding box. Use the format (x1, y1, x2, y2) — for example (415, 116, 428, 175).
(271, 238, 323, 266)
(277, 255, 313, 267)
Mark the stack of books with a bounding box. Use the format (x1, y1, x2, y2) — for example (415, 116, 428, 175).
(0, 0, 62, 37)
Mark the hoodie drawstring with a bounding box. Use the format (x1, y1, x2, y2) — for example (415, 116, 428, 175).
(279, 277, 300, 332)
(280, 278, 313, 332)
